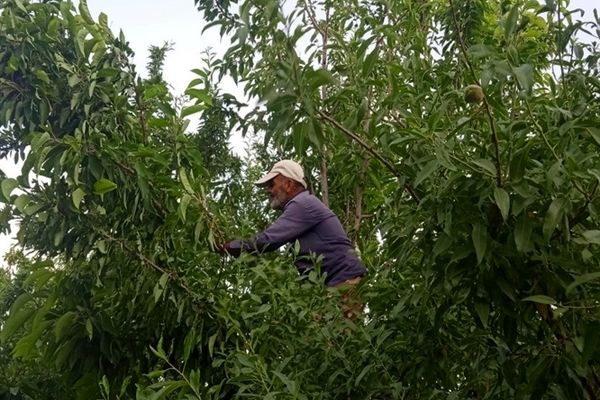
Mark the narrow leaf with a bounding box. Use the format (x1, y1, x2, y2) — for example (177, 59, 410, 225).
(13, 194, 31, 213)
(355, 364, 373, 387)
(86, 318, 93, 340)
(566, 272, 600, 294)
(513, 64, 534, 92)
(72, 188, 85, 209)
(472, 223, 488, 264)
(1, 178, 18, 201)
(473, 159, 497, 176)
(581, 230, 600, 245)
(583, 321, 600, 361)
(493, 187, 510, 221)
(522, 295, 556, 304)
(208, 333, 217, 358)
(543, 197, 567, 241)
(54, 312, 78, 340)
(514, 215, 533, 252)
(588, 127, 600, 148)
(179, 194, 191, 222)
(181, 103, 207, 118)
(93, 178, 117, 195)
(414, 160, 439, 187)
(179, 169, 193, 194)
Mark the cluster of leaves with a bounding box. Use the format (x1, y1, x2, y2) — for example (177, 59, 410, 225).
(1, 0, 600, 399)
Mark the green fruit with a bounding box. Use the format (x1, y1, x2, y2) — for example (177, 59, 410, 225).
(464, 84, 484, 104)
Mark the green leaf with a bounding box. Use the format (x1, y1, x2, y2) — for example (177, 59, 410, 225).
(179, 194, 191, 222)
(522, 295, 556, 304)
(542, 197, 567, 241)
(355, 364, 373, 387)
(307, 68, 336, 90)
(0, 293, 35, 342)
(86, 318, 93, 340)
(566, 272, 600, 294)
(145, 370, 166, 379)
(581, 230, 600, 245)
(273, 371, 296, 392)
(183, 328, 196, 363)
(474, 302, 489, 328)
(78, 0, 95, 25)
(504, 3, 519, 39)
(72, 188, 85, 209)
(159, 272, 169, 288)
(185, 88, 213, 105)
(472, 223, 488, 264)
(14, 194, 31, 213)
(33, 69, 50, 84)
(587, 127, 600, 148)
(181, 104, 208, 118)
(93, 178, 117, 195)
(514, 215, 533, 252)
(75, 28, 86, 58)
(414, 159, 439, 187)
(513, 64, 534, 92)
(493, 187, 510, 221)
(1, 178, 18, 201)
(362, 48, 379, 77)
(179, 169, 193, 194)
(208, 333, 217, 358)
(473, 159, 497, 176)
(583, 321, 600, 361)
(54, 312, 78, 340)
(14, 0, 27, 12)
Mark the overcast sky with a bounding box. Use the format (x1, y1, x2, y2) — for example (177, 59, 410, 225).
(0, 0, 597, 265)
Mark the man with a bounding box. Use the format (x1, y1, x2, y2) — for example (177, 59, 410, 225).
(218, 160, 367, 292)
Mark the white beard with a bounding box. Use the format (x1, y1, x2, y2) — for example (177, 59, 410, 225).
(270, 192, 287, 210)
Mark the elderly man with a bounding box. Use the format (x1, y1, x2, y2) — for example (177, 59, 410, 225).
(219, 160, 367, 292)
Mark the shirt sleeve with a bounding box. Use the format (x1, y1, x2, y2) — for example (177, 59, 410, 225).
(229, 198, 320, 253)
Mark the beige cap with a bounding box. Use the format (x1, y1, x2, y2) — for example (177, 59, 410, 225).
(254, 160, 307, 188)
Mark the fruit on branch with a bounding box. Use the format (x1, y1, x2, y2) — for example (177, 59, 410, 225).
(464, 84, 484, 104)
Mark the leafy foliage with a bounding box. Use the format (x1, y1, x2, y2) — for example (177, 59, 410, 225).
(1, 0, 600, 399)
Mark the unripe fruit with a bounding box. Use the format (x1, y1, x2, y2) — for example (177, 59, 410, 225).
(464, 84, 484, 104)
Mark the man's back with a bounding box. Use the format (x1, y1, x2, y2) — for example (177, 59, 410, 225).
(236, 190, 367, 286)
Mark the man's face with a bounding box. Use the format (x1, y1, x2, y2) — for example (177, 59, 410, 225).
(264, 174, 291, 210)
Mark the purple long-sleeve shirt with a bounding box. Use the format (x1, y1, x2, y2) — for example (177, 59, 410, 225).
(229, 190, 367, 286)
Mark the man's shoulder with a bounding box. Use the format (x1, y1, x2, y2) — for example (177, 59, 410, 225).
(287, 191, 333, 217)
(289, 191, 321, 207)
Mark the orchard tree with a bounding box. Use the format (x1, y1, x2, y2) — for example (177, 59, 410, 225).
(1, 0, 600, 399)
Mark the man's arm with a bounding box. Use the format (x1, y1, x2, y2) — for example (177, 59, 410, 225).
(226, 199, 319, 254)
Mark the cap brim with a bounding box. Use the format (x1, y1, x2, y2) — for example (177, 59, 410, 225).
(254, 172, 278, 186)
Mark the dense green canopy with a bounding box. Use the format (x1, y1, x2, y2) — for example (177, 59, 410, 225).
(1, 0, 599, 398)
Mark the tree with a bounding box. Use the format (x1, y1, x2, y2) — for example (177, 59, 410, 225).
(1, 0, 600, 398)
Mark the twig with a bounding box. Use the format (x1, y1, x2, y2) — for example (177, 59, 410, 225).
(302, 0, 326, 37)
(319, 6, 331, 207)
(99, 230, 205, 305)
(523, 99, 561, 162)
(569, 180, 599, 229)
(448, 0, 503, 187)
(317, 110, 420, 203)
(134, 78, 148, 143)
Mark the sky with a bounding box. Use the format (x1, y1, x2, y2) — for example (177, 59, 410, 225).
(0, 0, 598, 265)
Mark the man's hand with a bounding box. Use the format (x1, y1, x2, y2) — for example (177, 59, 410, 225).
(215, 242, 241, 257)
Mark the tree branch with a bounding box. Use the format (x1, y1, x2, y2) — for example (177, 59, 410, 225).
(317, 110, 419, 203)
(448, 0, 503, 187)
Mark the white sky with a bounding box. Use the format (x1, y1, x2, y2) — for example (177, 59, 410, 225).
(0, 0, 598, 265)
